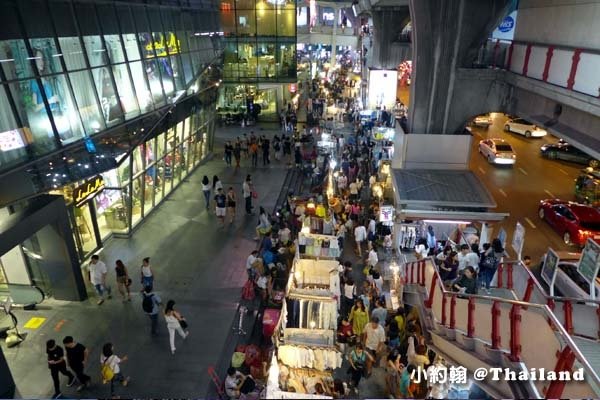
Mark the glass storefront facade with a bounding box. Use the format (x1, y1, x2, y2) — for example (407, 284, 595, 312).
(220, 0, 296, 82)
(53, 106, 215, 261)
(0, 0, 219, 173)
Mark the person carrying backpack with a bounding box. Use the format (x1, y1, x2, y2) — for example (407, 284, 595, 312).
(100, 342, 129, 398)
(142, 286, 162, 335)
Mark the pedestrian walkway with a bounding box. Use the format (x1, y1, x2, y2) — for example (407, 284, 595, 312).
(2, 124, 290, 398)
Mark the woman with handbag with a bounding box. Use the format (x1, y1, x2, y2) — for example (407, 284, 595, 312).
(164, 300, 189, 354)
(114, 260, 131, 302)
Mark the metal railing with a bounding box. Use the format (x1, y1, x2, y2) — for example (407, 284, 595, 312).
(405, 258, 600, 399)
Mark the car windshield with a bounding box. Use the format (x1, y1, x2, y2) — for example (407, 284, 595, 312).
(496, 144, 513, 152)
(580, 221, 600, 231)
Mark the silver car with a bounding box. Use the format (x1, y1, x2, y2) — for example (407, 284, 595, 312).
(478, 138, 517, 166)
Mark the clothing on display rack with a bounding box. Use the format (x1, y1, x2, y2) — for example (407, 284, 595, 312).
(281, 366, 334, 395)
(278, 345, 343, 371)
(285, 298, 337, 330)
(298, 234, 340, 258)
(284, 328, 335, 347)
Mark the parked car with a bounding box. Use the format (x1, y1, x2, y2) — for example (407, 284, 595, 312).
(540, 251, 599, 298)
(478, 138, 516, 166)
(504, 118, 547, 138)
(540, 142, 599, 168)
(472, 114, 492, 128)
(538, 199, 600, 246)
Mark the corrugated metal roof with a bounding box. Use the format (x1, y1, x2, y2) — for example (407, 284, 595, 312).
(393, 169, 497, 208)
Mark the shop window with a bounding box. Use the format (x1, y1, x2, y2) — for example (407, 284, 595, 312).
(0, 85, 29, 169)
(8, 80, 58, 157)
(122, 34, 141, 61)
(138, 33, 156, 60)
(256, 8, 277, 36)
(95, 187, 123, 238)
(183, 116, 192, 139)
(131, 175, 143, 225)
(172, 145, 184, 186)
(74, 204, 97, 254)
(68, 70, 106, 134)
(83, 36, 108, 67)
(180, 52, 195, 84)
(177, 121, 185, 143)
(156, 132, 166, 157)
(48, 74, 86, 144)
(277, 42, 296, 79)
(128, 61, 153, 112)
(29, 38, 63, 76)
(220, 8, 236, 36)
(117, 155, 131, 186)
(0, 40, 34, 81)
(143, 166, 156, 214)
(238, 41, 258, 78)
(163, 152, 174, 194)
(59, 37, 88, 71)
(236, 0, 256, 10)
(170, 55, 185, 92)
(176, 29, 190, 54)
(256, 42, 276, 79)
(104, 35, 126, 64)
(133, 145, 144, 176)
(154, 157, 165, 205)
(277, 7, 296, 37)
(157, 58, 176, 98)
(144, 138, 156, 167)
(112, 63, 140, 118)
(236, 10, 257, 36)
(91, 67, 123, 127)
(144, 59, 166, 106)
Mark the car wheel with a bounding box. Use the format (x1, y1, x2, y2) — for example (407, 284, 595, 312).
(504, 124, 510, 132)
(563, 232, 571, 245)
(589, 159, 599, 168)
(548, 151, 558, 159)
(538, 208, 545, 219)
(525, 131, 532, 138)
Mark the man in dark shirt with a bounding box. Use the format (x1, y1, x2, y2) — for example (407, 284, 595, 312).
(214, 188, 227, 226)
(46, 339, 75, 398)
(63, 336, 91, 391)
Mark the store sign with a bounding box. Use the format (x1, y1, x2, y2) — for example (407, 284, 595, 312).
(379, 205, 394, 223)
(511, 222, 525, 261)
(73, 176, 105, 207)
(492, 10, 518, 40)
(498, 16, 515, 32)
(577, 239, 600, 299)
(145, 32, 180, 57)
(541, 248, 560, 296)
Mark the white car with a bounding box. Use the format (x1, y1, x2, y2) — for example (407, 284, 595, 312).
(504, 118, 547, 138)
(479, 138, 517, 165)
(472, 114, 492, 128)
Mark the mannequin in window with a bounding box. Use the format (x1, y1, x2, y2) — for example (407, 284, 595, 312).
(31, 49, 59, 113)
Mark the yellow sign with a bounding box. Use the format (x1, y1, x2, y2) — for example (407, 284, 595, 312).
(145, 32, 180, 57)
(73, 175, 105, 207)
(24, 317, 46, 329)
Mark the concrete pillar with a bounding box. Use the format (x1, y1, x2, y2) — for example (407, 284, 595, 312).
(371, 7, 411, 69)
(331, 7, 338, 64)
(0, 346, 15, 398)
(408, 0, 511, 135)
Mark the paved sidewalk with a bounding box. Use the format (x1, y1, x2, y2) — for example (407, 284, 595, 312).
(2, 124, 289, 398)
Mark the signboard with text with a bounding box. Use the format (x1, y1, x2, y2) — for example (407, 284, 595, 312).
(73, 175, 105, 207)
(577, 239, 600, 299)
(541, 248, 560, 296)
(511, 222, 525, 261)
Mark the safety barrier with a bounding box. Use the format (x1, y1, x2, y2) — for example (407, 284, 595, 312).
(404, 259, 600, 399)
(495, 261, 600, 340)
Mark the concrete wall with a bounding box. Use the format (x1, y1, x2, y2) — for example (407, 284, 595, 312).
(402, 133, 473, 169)
(514, 0, 600, 49)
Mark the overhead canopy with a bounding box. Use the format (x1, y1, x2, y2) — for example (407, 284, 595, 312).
(392, 169, 509, 222)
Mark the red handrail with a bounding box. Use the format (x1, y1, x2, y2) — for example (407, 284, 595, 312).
(467, 297, 476, 338)
(491, 301, 501, 349)
(509, 304, 522, 362)
(506, 262, 514, 290)
(563, 300, 574, 334)
(546, 347, 576, 398)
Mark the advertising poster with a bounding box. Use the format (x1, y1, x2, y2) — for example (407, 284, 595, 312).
(511, 222, 525, 261)
(368, 70, 398, 110)
(541, 249, 560, 296)
(577, 239, 600, 299)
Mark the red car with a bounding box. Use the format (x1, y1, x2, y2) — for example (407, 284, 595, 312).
(538, 199, 600, 246)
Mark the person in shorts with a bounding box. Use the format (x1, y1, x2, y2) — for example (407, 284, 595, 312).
(214, 188, 227, 226)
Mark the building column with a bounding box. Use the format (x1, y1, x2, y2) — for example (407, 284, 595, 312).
(371, 7, 411, 69)
(331, 6, 338, 65)
(407, 0, 511, 135)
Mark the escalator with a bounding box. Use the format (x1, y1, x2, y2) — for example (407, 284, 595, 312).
(402, 258, 600, 399)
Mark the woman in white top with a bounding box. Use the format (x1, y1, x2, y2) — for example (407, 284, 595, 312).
(201, 175, 211, 210)
(354, 221, 367, 257)
(212, 175, 223, 192)
(140, 257, 154, 290)
(164, 300, 189, 354)
(254, 206, 272, 240)
(101, 342, 129, 397)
